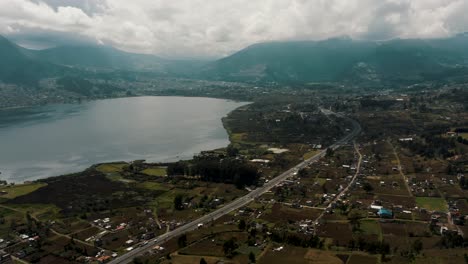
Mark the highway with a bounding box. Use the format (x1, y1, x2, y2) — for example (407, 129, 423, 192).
(109, 112, 361, 264)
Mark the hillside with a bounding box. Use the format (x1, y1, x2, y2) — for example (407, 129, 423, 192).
(2, 34, 468, 88)
(0, 35, 207, 86)
(33, 44, 210, 76)
(0, 35, 66, 85)
(203, 35, 468, 85)
(34, 45, 167, 71)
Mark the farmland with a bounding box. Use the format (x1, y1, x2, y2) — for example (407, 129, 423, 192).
(1, 87, 467, 263)
(416, 197, 448, 212)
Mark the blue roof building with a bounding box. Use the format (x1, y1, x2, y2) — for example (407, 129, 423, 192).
(378, 208, 393, 218)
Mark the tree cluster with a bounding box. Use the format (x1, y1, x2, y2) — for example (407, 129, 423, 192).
(401, 135, 457, 159)
(167, 158, 259, 188)
(347, 237, 390, 257)
(438, 232, 467, 249)
(460, 175, 468, 190)
(270, 231, 324, 249)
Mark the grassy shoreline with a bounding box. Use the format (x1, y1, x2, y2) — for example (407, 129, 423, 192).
(1, 97, 251, 185)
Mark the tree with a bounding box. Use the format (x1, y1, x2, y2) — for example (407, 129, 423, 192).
(227, 145, 239, 157)
(411, 239, 423, 255)
(174, 194, 184, 210)
(238, 219, 246, 231)
(363, 182, 374, 193)
(167, 162, 188, 176)
(249, 252, 256, 263)
(200, 258, 207, 264)
(223, 238, 238, 257)
(348, 211, 361, 232)
(298, 168, 308, 178)
(178, 234, 187, 248)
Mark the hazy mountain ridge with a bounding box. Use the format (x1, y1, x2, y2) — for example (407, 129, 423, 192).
(0, 35, 207, 86)
(202, 35, 468, 85)
(0, 35, 68, 85)
(2, 34, 468, 88)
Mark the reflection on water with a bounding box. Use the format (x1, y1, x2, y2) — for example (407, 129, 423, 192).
(0, 96, 246, 183)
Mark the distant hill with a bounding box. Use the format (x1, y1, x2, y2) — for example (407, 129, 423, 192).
(34, 45, 166, 71)
(2, 33, 468, 88)
(34, 44, 208, 75)
(202, 35, 468, 85)
(0, 35, 207, 86)
(0, 35, 66, 85)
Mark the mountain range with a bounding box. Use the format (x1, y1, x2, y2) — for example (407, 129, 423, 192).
(204, 35, 468, 85)
(1, 34, 468, 87)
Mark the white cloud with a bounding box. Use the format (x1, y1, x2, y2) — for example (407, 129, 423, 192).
(1, 0, 467, 58)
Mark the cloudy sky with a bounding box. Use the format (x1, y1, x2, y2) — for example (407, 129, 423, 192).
(1, 0, 468, 58)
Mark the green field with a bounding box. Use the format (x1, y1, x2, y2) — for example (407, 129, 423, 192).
(230, 132, 246, 142)
(0, 183, 47, 199)
(141, 167, 167, 176)
(303, 150, 320, 160)
(96, 163, 127, 173)
(360, 220, 382, 237)
(416, 197, 448, 212)
(137, 181, 169, 192)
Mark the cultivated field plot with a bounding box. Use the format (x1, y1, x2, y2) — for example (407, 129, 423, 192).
(260, 203, 322, 224)
(415, 197, 448, 212)
(258, 246, 343, 264)
(347, 253, 378, 264)
(316, 222, 353, 246)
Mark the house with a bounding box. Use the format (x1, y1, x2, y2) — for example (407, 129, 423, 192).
(377, 208, 393, 218)
(97, 256, 111, 263)
(399, 138, 413, 142)
(447, 131, 457, 137)
(250, 159, 270, 163)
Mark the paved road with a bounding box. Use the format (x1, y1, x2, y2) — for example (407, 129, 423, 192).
(110, 112, 361, 264)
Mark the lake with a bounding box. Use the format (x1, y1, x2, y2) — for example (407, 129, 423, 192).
(0, 96, 246, 183)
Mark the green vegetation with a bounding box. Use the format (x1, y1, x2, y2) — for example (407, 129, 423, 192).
(303, 150, 319, 160)
(0, 77, 467, 264)
(141, 167, 167, 176)
(96, 163, 127, 173)
(360, 220, 381, 236)
(0, 183, 47, 199)
(415, 197, 448, 212)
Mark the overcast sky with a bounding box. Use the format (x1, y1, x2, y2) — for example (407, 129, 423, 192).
(1, 0, 468, 58)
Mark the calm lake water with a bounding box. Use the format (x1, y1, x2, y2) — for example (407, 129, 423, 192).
(0, 96, 246, 183)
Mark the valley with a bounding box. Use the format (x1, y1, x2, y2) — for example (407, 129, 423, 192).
(0, 87, 466, 264)
(0, 24, 467, 264)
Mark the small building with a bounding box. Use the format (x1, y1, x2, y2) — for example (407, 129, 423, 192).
(446, 131, 457, 137)
(377, 208, 393, 218)
(250, 159, 270, 164)
(399, 138, 413, 142)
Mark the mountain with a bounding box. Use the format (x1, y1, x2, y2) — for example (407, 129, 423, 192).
(203, 35, 468, 85)
(0, 35, 66, 85)
(2, 33, 468, 88)
(0, 35, 210, 86)
(34, 45, 209, 75)
(34, 45, 167, 71)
